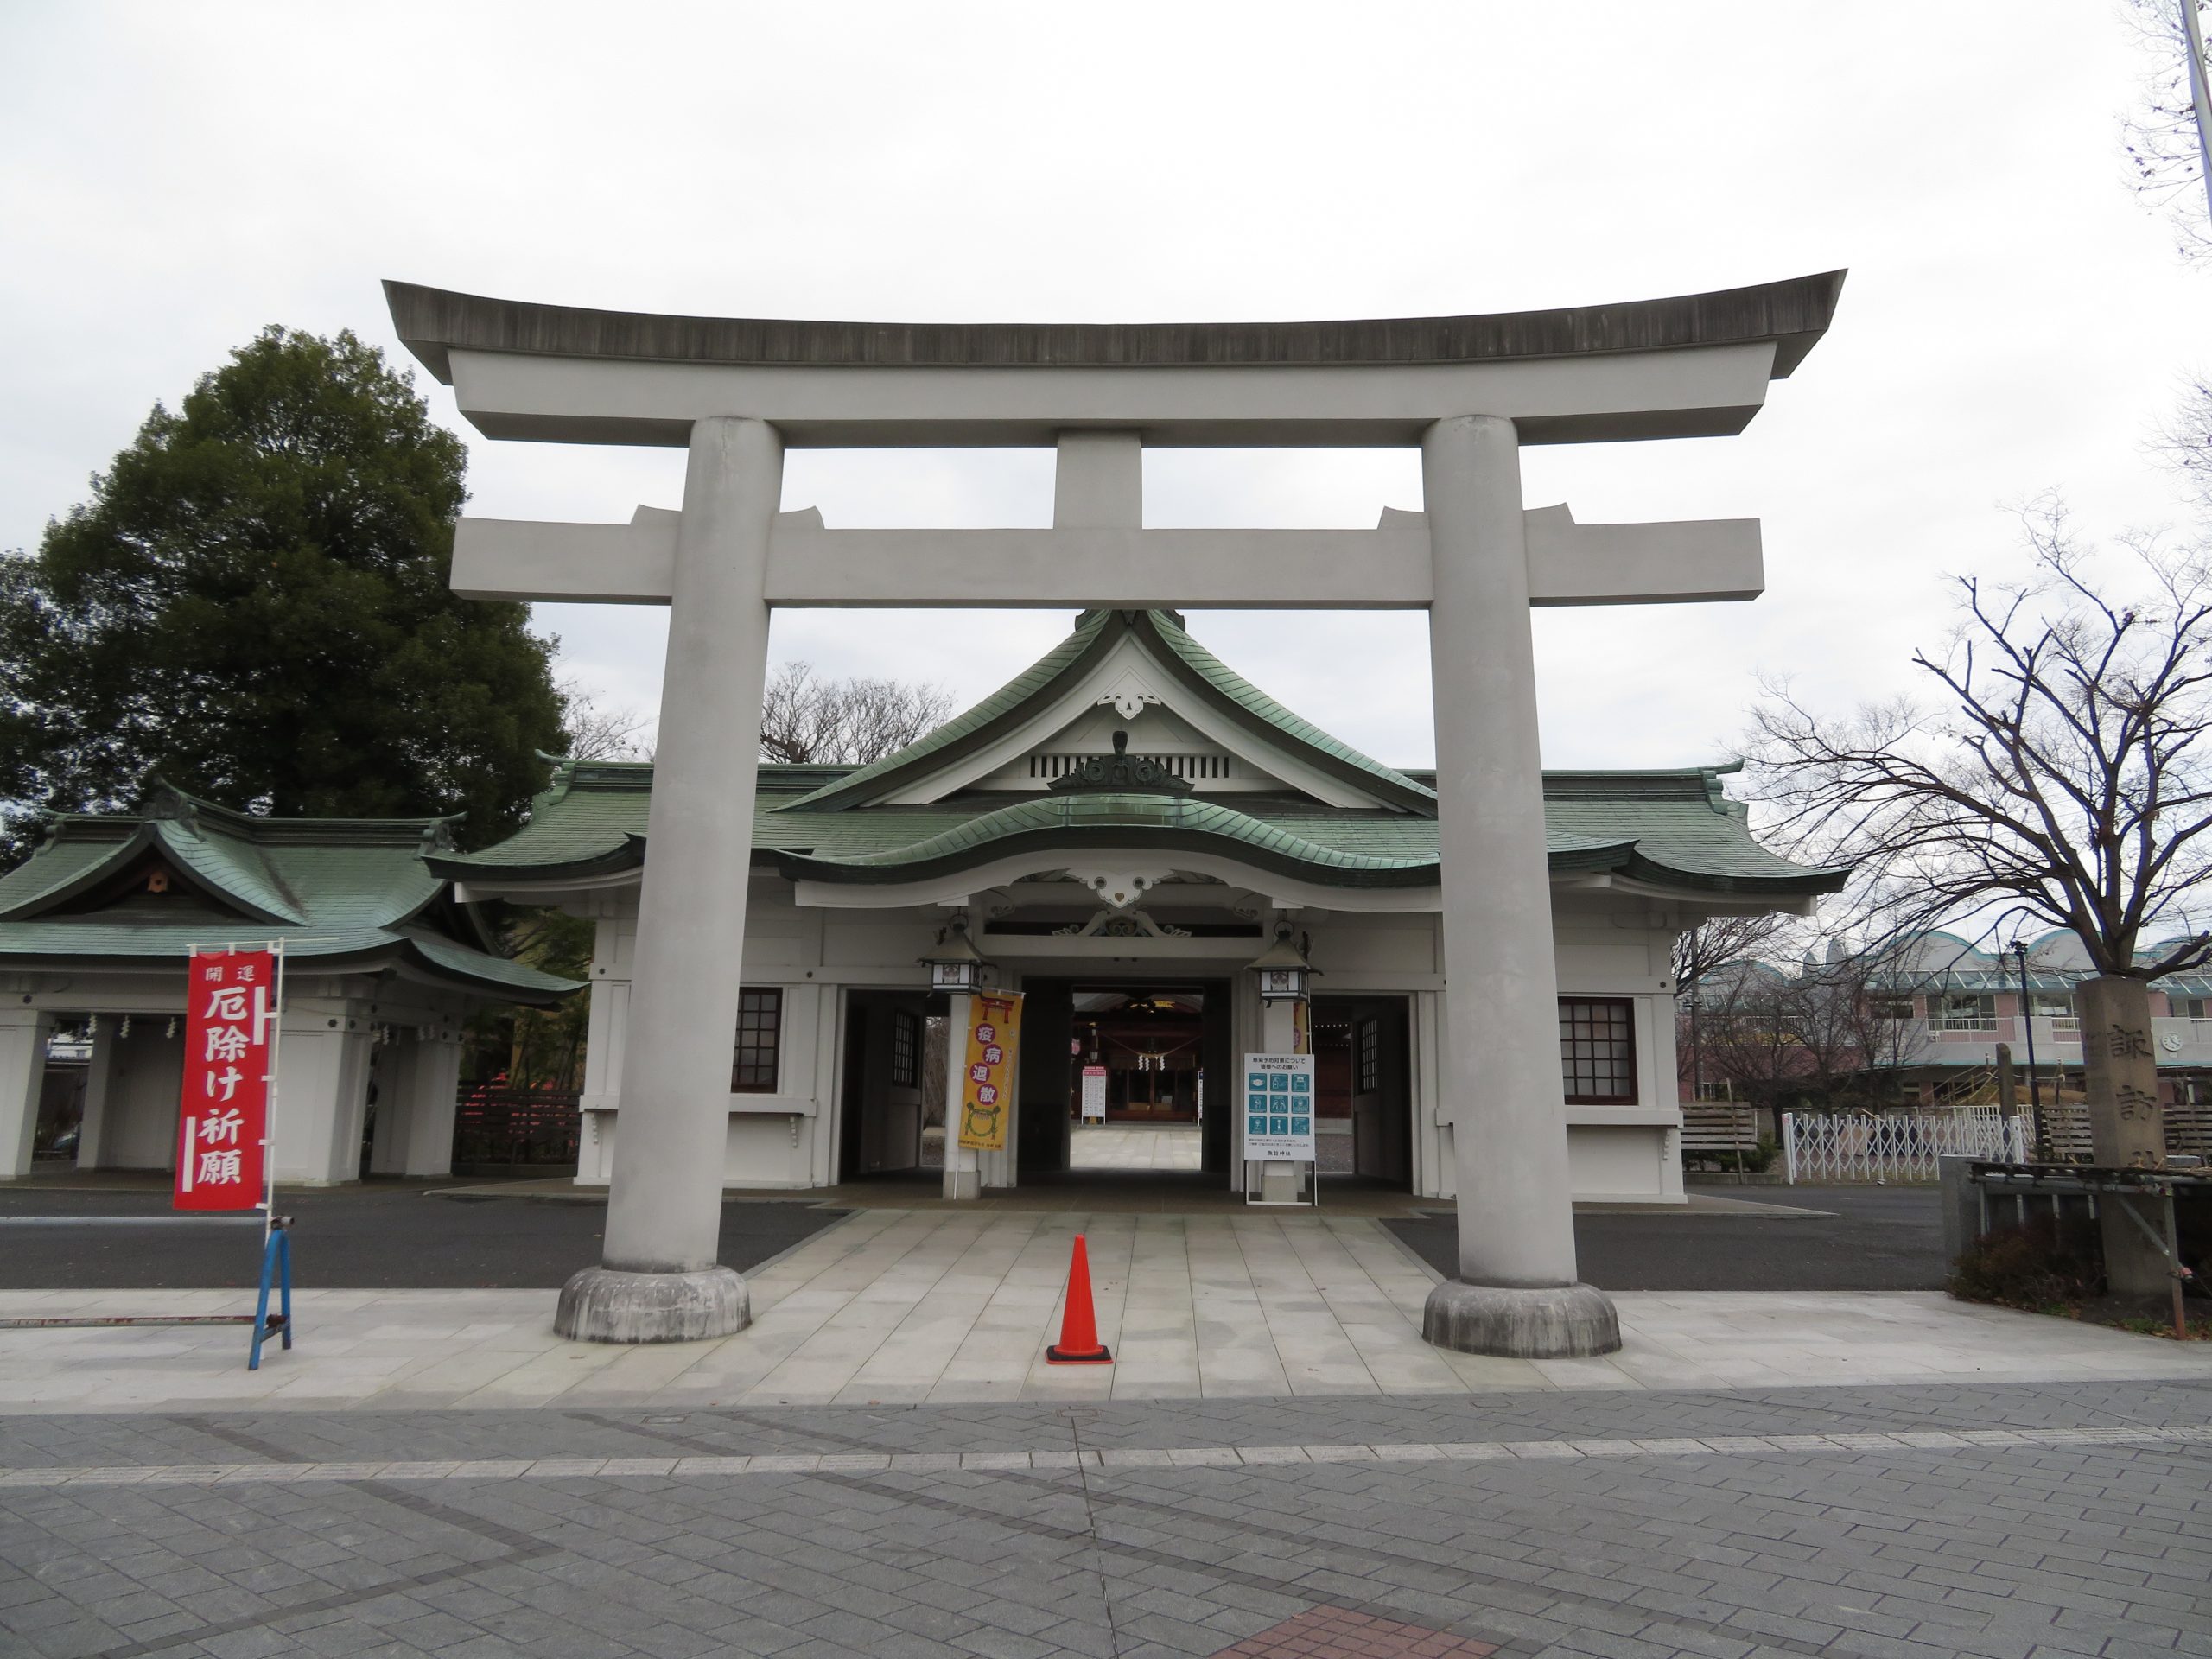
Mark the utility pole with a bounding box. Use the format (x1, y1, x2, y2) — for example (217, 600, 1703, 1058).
(2181, 0, 2212, 229)
(1688, 979, 1702, 1104)
(2012, 940, 2046, 1160)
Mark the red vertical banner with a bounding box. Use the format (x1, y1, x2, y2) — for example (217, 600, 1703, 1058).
(174, 949, 274, 1211)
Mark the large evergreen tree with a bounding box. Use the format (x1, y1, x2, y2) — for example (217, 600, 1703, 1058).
(0, 327, 566, 857)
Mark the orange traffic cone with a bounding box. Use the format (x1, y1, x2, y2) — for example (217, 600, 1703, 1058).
(1046, 1233, 1113, 1364)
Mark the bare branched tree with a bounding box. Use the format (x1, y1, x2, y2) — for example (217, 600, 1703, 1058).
(557, 677, 654, 762)
(1834, 938, 1937, 1110)
(1688, 952, 1885, 1123)
(1671, 912, 1792, 1003)
(2122, 0, 2212, 257)
(759, 661, 955, 765)
(1750, 508, 2212, 1236)
(2152, 377, 2212, 514)
(1749, 505, 2212, 982)
(1672, 911, 1793, 1101)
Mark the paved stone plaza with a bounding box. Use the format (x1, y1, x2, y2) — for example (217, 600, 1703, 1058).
(5, 1211, 2209, 1413)
(3, 1379, 2208, 1659)
(1068, 1128, 1205, 1174)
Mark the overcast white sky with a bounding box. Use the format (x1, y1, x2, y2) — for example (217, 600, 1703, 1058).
(3, 1, 2206, 773)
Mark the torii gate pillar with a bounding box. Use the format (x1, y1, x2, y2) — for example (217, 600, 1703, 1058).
(1422, 414, 1617, 1354)
(555, 416, 779, 1343)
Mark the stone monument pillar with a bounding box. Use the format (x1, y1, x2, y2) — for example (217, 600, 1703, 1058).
(2075, 975, 2170, 1299)
(1418, 415, 1620, 1358)
(557, 416, 781, 1342)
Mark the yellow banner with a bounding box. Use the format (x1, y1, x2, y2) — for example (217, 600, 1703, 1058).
(957, 991, 1024, 1152)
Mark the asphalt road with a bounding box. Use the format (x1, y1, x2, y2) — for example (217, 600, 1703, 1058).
(1391, 1184, 1949, 1291)
(0, 1182, 847, 1289)
(0, 1179, 1947, 1293)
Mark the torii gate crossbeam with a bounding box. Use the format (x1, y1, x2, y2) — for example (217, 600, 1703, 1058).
(385, 273, 1844, 1358)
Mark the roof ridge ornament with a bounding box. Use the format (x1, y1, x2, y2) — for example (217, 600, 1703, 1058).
(1046, 729, 1192, 797)
(140, 780, 200, 836)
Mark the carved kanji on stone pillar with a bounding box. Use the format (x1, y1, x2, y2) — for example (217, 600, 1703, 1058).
(2076, 977, 2164, 1169)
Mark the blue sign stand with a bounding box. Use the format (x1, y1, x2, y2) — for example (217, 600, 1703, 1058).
(248, 1219, 294, 1371)
(1242, 1052, 1318, 1206)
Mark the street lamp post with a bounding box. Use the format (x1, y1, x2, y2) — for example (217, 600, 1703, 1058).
(2180, 0, 2212, 232)
(923, 915, 993, 1199)
(2012, 940, 2045, 1160)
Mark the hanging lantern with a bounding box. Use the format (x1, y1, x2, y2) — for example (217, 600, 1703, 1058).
(1246, 922, 1316, 1002)
(920, 914, 990, 995)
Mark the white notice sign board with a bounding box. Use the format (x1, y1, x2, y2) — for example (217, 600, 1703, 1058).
(1079, 1065, 1108, 1122)
(1243, 1052, 1315, 1161)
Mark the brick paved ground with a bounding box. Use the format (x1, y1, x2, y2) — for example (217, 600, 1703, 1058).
(3, 1379, 2206, 1659)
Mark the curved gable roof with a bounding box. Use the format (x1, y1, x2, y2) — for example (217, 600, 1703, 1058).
(779, 609, 1435, 816)
(0, 785, 576, 1002)
(445, 757, 1846, 901)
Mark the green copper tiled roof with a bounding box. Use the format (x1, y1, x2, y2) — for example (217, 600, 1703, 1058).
(781, 612, 1114, 810)
(442, 760, 1843, 899)
(0, 786, 578, 1002)
(1141, 612, 1433, 809)
(442, 616, 1838, 899)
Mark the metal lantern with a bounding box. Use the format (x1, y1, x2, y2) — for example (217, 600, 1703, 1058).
(1247, 922, 1315, 1002)
(923, 914, 989, 995)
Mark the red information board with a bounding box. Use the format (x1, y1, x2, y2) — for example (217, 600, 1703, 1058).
(174, 949, 274, 1211)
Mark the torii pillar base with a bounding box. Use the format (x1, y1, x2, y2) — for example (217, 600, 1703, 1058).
(1421, 1280, 1620, 1359)
(555, 1266, 751, 1344)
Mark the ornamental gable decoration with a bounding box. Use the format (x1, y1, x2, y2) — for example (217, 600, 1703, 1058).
(174, 949, 273, 1211)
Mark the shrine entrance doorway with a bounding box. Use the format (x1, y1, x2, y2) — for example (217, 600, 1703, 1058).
(1077, 986, 1205, 1124)
(1311, 995, 1414, 1190)
(836, 989, 936, 1180)
(1017, 976, 1234, 1183)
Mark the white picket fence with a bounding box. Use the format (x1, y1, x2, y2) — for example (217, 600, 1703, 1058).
(1781, 1108, 2027, 1185)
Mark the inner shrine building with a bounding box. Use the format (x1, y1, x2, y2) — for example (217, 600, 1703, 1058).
(442, 609, 1840, 1204)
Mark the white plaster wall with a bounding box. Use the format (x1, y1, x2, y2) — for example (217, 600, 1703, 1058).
(0, 1008, 51, 1179)
(273, 1005, 374, 1185)
(1567, 1125, 1684, 1204)
(73, 1032, 121, 1169)
(0, 968, 514, 1185)
(369, 1034, 466, 1179)
(571, 880, 857, 1189)
(568, 876, 1700, 1201)
(104, 1029, 185, 1169)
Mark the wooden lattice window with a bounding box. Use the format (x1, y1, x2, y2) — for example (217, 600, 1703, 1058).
(1357, 1018, 1382, 1093)
(891, 1008, 919, 1088)
(1558, 997, 1636, 1105)
(732, 988, 782, 1093)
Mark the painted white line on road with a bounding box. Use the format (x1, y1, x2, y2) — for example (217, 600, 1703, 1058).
(2, 1422, 2207, 1489)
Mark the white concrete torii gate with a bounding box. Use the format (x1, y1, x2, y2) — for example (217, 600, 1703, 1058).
(385, 273, 1843, 1357)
